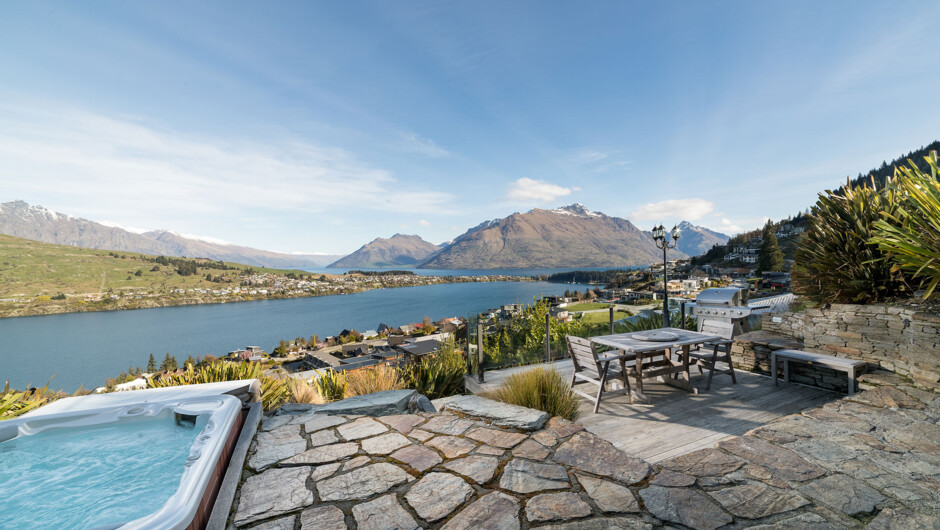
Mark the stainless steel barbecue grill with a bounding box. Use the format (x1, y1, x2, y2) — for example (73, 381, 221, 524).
(692, 287, 752, 335)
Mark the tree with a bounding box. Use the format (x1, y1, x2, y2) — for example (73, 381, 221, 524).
(757, 221, 785, 273)
(135, 269, 143, 277)
(160, 353, 179, 372)
(147, 353, 157, 372)
(184, 355, 196, 369)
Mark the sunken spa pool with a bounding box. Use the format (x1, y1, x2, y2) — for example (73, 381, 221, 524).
(0, 381, 259, 529)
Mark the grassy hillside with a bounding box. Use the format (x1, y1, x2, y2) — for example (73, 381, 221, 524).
(0, 233, 310, 298)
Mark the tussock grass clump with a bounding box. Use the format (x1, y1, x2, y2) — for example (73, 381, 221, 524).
(288, 378, 325, 404)
(345, 365, 405, 397)
(486, 367, 580, 421)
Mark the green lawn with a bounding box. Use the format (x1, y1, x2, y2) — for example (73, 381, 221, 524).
(577, 310, 632, 325)
(564, 302, 610, 312)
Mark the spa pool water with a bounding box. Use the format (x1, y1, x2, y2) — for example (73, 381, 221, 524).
(1, 413, 204, 529)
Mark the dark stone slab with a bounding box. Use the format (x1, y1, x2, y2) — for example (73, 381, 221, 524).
(708, 482, 808, 519)
(799, 474, 886, 516)
(718, 436, 825, 482)
(659, 448, 744, 477)
(553, 432, 649, 485)
(639, 485, 732, 530)
(441, 491, 520, 530)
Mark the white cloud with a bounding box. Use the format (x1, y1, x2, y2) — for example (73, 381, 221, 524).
(0, 103, 455, 227)
(506, 177, 575, 203)
(719, 218, 742, 233)
(630, 198, 715, 221)
(399, 132, 448, 157)
(417, 219, 431, 227)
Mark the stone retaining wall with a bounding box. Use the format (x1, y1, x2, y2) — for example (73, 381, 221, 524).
(730, 331, 853, 393)
(759, 304, 940, 388)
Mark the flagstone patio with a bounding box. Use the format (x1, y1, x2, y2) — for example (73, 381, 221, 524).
(227, 372, 939, 529)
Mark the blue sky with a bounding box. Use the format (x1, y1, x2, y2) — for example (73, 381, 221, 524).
(2, 1, 939, 254)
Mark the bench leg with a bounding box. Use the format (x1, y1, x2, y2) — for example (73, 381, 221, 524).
(772, 353, 778, 387)
(705, 345, 718, 391)
(847, 368, 855, 396)
(594, 363, 610, 413)
(725, 344, 737, 384)
(784, 359, 790, 383)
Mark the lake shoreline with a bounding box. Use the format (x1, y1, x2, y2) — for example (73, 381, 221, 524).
(0, 275, 542, 320)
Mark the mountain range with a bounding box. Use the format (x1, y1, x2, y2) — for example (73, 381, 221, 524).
(0, 200, 728, 270)
(327, 234, 440, 268)
(417, 204, 725, 268)
(0, 201, 341, 268)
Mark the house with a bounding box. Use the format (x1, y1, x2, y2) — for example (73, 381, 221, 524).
(361, 330, 378, 339)
(742, 255, 758, 264)
(341, 344, 370, 357)
(398, 324, 416, 335)
(376, 323, 391, 335)
(395, 339, 442, 360)
(307, 351, 342, 369)
(760, 271, 791, 290)
(550, 307, 571, 322)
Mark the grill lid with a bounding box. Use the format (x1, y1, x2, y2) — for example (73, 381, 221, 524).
(695, 287, 749, 306)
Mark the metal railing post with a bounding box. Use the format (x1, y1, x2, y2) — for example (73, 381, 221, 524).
(476, 322, 484, 383)
(680, 301, 686, 330)
(545, 313, 551, 363)
(465, 315, 472, 375)
(609, 306, 614, 334)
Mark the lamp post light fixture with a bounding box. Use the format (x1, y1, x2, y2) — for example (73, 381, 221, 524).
(652, 224, 681, 328)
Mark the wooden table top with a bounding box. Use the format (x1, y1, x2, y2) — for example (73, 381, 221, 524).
(590, 327, 722, 354)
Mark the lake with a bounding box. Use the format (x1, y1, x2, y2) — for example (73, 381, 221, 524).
(0, 280, 590, 391)
(303, 266, 636, 279)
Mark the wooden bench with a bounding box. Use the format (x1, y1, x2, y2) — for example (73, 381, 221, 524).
(771, 349, 868, 396)
(567, 335, 633, 413)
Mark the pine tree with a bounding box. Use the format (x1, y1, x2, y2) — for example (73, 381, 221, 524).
(160, 353, 178, 372)
(757, 221, 785, 274)
(184, 355, 196, 369)
(147, 353, 157, 372)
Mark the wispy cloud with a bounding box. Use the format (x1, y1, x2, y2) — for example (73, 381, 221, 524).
(506, 177, 577, 203)
(417, 219, 431, 226)
(399, 132, 449, 157)
(0, 104, 455, 226)
(630, 198, 715, 221)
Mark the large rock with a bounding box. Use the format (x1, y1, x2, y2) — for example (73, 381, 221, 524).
(708, 482, 808, 519)
(352, 493, 419, 530)
(849, 386, 926, 410)
(435, 395, 550, 430)
(499, 458, 570, 494)
(525, 492, 592, 522)
(317, 462, 411, 502)
(718, 436, 825, 482)
(233, 466, 314, 526)
(553, 432, 649, 485)
(576, 474, 639, 513)
(639, 485, 732, 530)
(404, 472, 474, 522)
(248, 424, 307, 471)
(659, 448, 744, 477)
(428, 435, 477, 458)
(442, 492, 520, 530)
(798, 474, 886, 516)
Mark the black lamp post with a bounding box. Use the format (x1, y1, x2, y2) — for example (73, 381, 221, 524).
(652, 224, 681, 328)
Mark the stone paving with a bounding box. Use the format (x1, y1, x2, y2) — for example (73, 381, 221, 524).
(229, 374, 940, 529)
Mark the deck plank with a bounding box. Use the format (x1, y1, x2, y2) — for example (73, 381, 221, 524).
(468, 359, 838, 463)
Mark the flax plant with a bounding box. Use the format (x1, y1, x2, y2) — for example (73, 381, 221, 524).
(0, 380, 56, 420)
(871, 152, 940, 299)
(314, 368, 348, 402)
(149, 361, 290, 411)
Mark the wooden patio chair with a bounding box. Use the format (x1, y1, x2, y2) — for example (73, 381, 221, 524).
(566, 335, 634, 413)
(688, 319, 738, 391)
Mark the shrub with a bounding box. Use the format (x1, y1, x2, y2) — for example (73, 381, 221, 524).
(314, 368, 347, 402)
(793, 178, 908, 305)
(345, 365, 404, 397)
(485, 367, 580, 421)
(288, 378, 325, 404)
(871, 152, 940, 299)
(149, 361, 290, 411)
(398, 338, 466, 400)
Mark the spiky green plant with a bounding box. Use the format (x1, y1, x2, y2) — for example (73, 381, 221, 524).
(485, 367, 580, 421)
(871, 152, 940, 299)
(313, 368, 347, 403)
(793, 178, 908, 304)
(0, 380, 54, 420)
(149, 361, 290, 411)
(398, 337, 466, 400)
(615, 312, 695, 333)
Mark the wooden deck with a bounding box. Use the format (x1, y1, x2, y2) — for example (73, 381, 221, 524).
(465, 358, 837, 463)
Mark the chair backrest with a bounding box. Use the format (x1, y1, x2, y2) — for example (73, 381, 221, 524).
(699, 319, 734, 341)
(566, 335, 600, 377)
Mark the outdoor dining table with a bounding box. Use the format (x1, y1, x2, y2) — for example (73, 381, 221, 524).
(590, 327, 723, 404)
